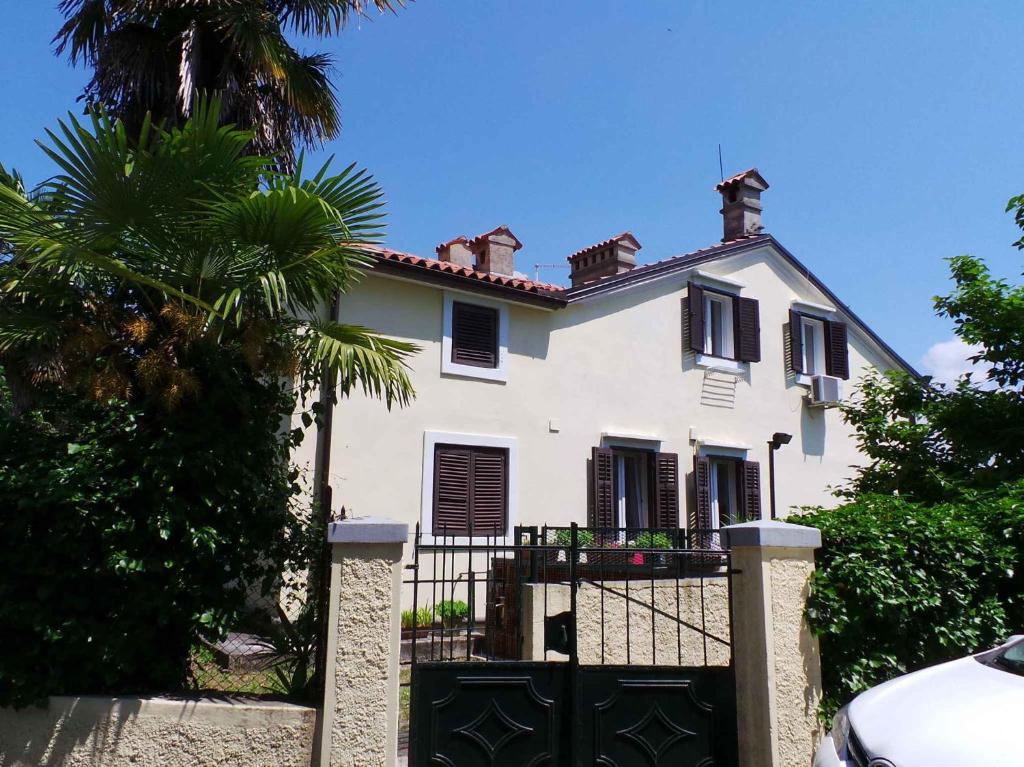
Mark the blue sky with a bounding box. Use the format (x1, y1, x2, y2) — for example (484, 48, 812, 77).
(3, 2, 1023, 375)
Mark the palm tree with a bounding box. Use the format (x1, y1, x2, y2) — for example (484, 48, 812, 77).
(55, 0, 403, 168)
(0, 97, 416, 412)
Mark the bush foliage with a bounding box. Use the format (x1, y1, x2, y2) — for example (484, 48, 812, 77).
(793, 486, 1024, 717)
(0, 361, 308, 707)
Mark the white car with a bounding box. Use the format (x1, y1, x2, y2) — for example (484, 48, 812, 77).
(814, 636, 1024, 767)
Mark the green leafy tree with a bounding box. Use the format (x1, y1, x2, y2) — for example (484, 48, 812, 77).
(55, 0, 404, 167)
(0, 97, 415, 412)
(795, 195, 1024, 718)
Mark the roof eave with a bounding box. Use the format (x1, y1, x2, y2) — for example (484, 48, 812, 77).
(370, 256, 567, 309)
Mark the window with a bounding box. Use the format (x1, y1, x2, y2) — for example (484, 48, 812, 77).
(442, 293, 509, 382)
(590, 448, 679, 529)
(789, 309, 850, 380)
(614, 450, 651, 528)
(687, 282, 760, 364)
(693, 455, 761, 547)
(452, 301, 498, 368)
(432, 444, 508, 537)
(800, 316, 826, 375)
(704, 292, 735, 359)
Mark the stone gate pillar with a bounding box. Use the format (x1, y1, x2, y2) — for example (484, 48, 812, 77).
(722, 520, 823, 767)
(317, 517, 408, 767)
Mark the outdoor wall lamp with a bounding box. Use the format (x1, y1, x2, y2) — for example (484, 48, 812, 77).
(767, 432, 793, 519)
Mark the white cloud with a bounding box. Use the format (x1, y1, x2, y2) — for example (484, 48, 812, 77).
(920, 338, 992, 386)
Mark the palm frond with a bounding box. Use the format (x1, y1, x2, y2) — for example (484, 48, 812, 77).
(278, 0, 406, 36)
(300, 319, 417, 408)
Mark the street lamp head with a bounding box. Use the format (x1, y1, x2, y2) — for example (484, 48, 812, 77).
(771, 432, 793, 450)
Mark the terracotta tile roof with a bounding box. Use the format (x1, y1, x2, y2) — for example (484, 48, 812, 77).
(567, 231, 642, 262)
(366, 245, 564, 297)
(715, 167, 769, 192)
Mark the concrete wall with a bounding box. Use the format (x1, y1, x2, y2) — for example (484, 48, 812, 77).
(521, 578, 731, 667)
(302, 243, 899, 557)
(0, 696, 316, 767)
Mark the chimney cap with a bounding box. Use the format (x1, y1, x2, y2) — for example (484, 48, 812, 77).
(435, 235, 469, 257)
(715, 168, 769, 194)
(566, 231, 642, 264)
(469, 225, 523, 252)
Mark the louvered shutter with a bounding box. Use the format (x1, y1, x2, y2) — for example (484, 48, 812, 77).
(692, 455, 712, 548)
(789, 309, 804, 373)
(687, 282, 705, 353)
(653, 453, 680, 528)
(824, 320, 850, 380)
(734, 297, 761, 362)
(433, 447, 470, 536)
(451, 302, 498, 368)
(469, 448, 507, 536)
(590, 447, 615, 529)
(741, 461, 762, 522)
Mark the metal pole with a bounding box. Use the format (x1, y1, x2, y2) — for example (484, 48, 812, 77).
(768, 441, 777, 520)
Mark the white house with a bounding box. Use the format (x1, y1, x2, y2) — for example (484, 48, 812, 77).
(305, 169, 914, 544)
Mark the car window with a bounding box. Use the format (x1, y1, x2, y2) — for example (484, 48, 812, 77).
(978, 638, 1024, 676)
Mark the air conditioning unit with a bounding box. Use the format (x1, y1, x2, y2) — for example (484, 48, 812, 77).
(809, 375, 842, 407)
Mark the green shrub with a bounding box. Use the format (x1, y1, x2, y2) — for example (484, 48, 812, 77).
(635, 532, 672, 549)
(792, 486, 1024, 718)
(0, 364, 309, 707)
(437, 600, 469, 627)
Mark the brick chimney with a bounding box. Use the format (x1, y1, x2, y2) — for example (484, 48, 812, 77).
(435, 236, 474, 269)
(567, 232, 641, 287)
(716, 168, 769, 241)
(469, 226, 522, 277)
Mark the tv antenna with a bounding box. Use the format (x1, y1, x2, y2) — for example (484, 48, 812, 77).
(718, 144, 724, 182)
(533, 263, 570, 282)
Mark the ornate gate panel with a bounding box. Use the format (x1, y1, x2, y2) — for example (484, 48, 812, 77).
(406, 525, 737, 767)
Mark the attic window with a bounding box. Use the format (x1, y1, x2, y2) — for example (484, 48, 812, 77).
(452, 301, 498, 368)
(441, 292, 509, 382)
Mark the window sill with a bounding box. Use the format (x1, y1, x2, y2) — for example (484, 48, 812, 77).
(695, 354, 746, 374)
(441, 360, 508, 383)
(795, 373, 814, 387)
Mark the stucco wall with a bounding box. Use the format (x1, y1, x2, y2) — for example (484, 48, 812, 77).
(521, 577, 731, 666)
(769, 553, 822, 767)
(322, 541, 403, 767)
(0, 696, 315, 767)
(730, 542, 822, 767)
(300, 243, 899, 558)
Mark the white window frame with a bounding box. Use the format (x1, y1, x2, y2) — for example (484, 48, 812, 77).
(420, 430, 518, 544)
(801, 316, 827, 376)
(702, 291, 735, 360)
(441, 291, 509, 383)
(708, 458, 738, 530)
(613, 450, 651, 529)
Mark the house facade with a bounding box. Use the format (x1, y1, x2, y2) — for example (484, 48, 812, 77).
(306, 169, 913, 544)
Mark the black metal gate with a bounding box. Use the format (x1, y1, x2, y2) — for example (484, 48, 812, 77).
(405, 525, 738, 767)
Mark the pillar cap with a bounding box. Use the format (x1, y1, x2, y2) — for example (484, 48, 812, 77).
(721, 520, 821, 550)
(328, 517, 409, 544)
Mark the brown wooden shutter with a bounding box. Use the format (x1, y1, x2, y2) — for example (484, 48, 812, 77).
(789, 309, 804, 373)
(590, 447, 615, 529)
(734, 297, 761, 362)
(451, 301, 498, 368)
(653, 453, 680, 528)
(687, 282, 705, 353)
(469, 448, 507, 536)
(741, 461, 762, 522)
(824, 320, 850, 380)
(692, 455, 712, 547)
(433, 447, 470, 536)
